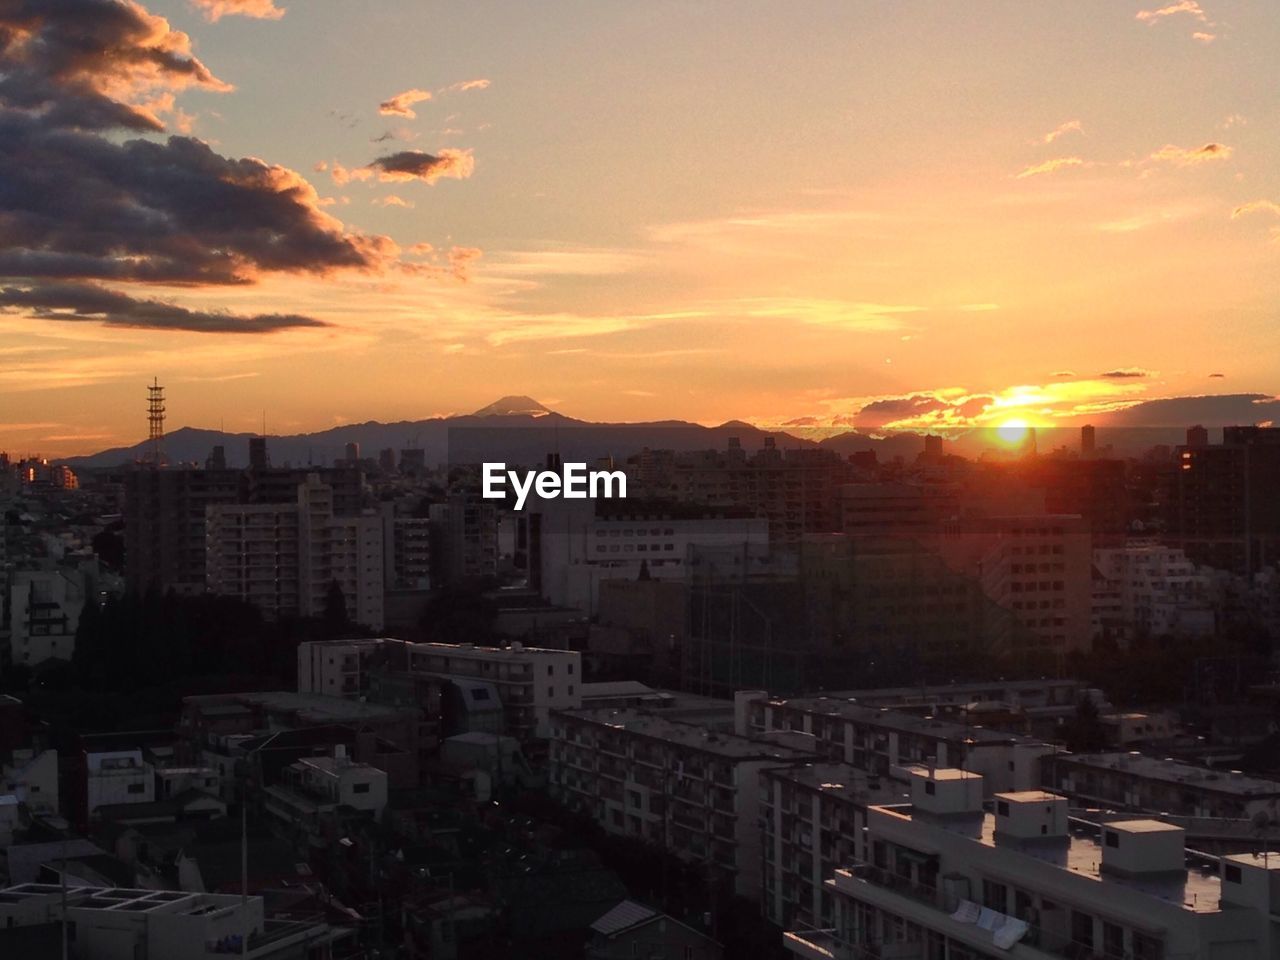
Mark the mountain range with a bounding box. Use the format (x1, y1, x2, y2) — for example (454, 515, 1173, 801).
(58, 393, 1279, 470)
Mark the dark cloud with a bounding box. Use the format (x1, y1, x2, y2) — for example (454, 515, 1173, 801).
(0, 0, 230, 132)
(369, 148, 474, 183)
(0, 281, 325, 332)
(1208, 372, 1225, 378)
(1100, 368, 1152, 379)
(0, 0, 402, 334)
(0, 115, 395, 284)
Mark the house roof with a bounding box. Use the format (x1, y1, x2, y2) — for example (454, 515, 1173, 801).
(590, 899, 657, 936)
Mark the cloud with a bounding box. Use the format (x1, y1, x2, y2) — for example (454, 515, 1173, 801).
(1016, 157, 1086, 179)
(373, 195, 414, 208)
(1039, 120, 1083, 145)
(1231, 200, 1280, 219)
(735, 298, 920, 331)
(443, 79, 490, 94)
(0, 282, 325, 332)
(1208, 372, 1225, 378)
(0, 0, 232, 132)
(1135, 1, 1208, 24)
(1100, 367, 1153, 379)
(1192, 31, 1215, 43)
(379, 88, 432, 119)
(0, 118, 396, 285)
(1052, 371, 1076, 377)
(1146, 142, 1232, 166)
(190, 0, 285, 22)
(369, 148, 475, 184)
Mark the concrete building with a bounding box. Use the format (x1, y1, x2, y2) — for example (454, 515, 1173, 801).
(940, 514, 1093, 656)
(262, 747, 388, 849)
(587, 900, 723, 960)
(0, 883, 353, 958)
(1042, 751, 1280, 820)
(550, 707, 815, 899)
(761, 762, 908, 932)
(739, 693, 1053, 795)
(206, 473, 384, 630)
(1092, 541, 1214, 642)
(86, 749, 154, 819)
(782, 768, 1279, 960)
(532, 498, 768, 615)
(5, 566, 87, 665)
(2, 748, 59, 816)
(296, 637, 387, 699)
(838, 482, 957, 545)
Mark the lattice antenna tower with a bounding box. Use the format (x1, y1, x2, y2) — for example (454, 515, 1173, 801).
(147, 378, 166, 465)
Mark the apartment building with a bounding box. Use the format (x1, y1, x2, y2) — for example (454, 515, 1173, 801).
(262, 747, 388, 849)
(5, 566, 86, 664)
(296, 637, 388, 698)
(782, 767, 1278, 960)
(549, 707, 815, 898)
(1041, 752, 1280, 820)
(940, 514, 1093, 656)
(388, 639, 581, 739)
(1, 747, 58, 816)
(1092, 541, 1214, 641)
(206, 473, 384, 630)
(760, 762, 908, 931)
(532, 497, 768, 615)
(85, 749, 154, 819)
(739, 693, 1053, 794)
(0, 883, 353, 959)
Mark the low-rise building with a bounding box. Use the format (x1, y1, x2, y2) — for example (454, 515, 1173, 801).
(86, 749, 154, 819)
(760, 762, 908, 932)
(0, 882, 354, 958)
(1041, 751, 1280, 820)
(782, 768, 1278, 960)
(2, 747, 58, 816)
(549, 707, 816, 899)
(739, 693, 1053, 794)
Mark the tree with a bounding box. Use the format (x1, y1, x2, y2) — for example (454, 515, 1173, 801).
(323, 580, 350, 636)
(1063, 694, 1108, 752)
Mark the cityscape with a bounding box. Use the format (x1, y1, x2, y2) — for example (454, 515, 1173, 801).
(3, 1, 1280, 960)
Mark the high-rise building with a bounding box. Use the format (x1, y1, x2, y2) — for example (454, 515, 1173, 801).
(1081, 423, 1096, 456)
(206, 474, 384, 629)
(249, 436, 269, 471)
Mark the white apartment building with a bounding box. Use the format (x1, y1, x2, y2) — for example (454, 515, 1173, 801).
(262, 748, 388, 846)
(2, 747, 58, 815)
(783, 767, 1280, 960)
(393, 638, 581, 739)
(1041, 751, 1280, 821)
(0, 883, 353, 959)
(739, 693, 1053, 795)
(1092, 541, 1214, 642)
(207, 474, 384, 630)
(534, 498, 769, 615)
(5, 567, 85, 664)
(550, 707, 815, 899)
(761, 762, 909, 932)
(86, 749, 154, 818)
(296, 637, 388, 698)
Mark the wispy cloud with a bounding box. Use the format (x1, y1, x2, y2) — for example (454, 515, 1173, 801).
(442, 79, 491, 94)
(1016, 157, 1086, 179)
(372, 195, 414, 208)
(379, 89, 432, 119)
(1100, 367, 1154, 379)
(1232, 200, 1280, 219)
(190, 0, 285, 22)
(1192, 31, 1216, 43)
(1038, 120, 1083, 145)
(735, 298, 921, 331)
(1135, 1, 1208, 24)
(1145, 142, 1231, 166)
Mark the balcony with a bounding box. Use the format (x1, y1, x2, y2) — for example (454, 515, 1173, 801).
(782, 928, 839, 960)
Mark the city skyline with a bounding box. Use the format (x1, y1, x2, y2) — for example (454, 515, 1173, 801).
(3, 0, 1280, 458)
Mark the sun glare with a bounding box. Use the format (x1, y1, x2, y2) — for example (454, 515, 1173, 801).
(994, 418, 1030, 446)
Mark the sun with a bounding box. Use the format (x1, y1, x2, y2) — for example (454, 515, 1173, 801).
(994, 418, 1031, 446)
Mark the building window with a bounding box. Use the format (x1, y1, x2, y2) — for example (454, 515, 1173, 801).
(1223, 864, 1242, 883)
(352, 782, 371, 794)
(1104, 831, 1119, 848)
(127, 783, 146, 794)
(924, 781, 935, 795)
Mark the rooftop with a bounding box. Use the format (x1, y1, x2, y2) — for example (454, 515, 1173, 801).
(765, 697, 1040, 745)
(764, 762, 910, 805)
(188, 691, 406, 725)
(559, 708, 817, 761)
(870, 805, 1224, 914)
(1056, 752, 1280, 797)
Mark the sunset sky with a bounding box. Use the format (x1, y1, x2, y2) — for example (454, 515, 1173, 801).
(2, 0, 1278, 457)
